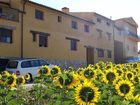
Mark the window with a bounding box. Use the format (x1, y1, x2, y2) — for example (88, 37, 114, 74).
(0, 28, 12, 43)
(58, 16, 62, 22)
(71, 21, 78, 29)
(97, 18, 101, 23)
(96, 29, 102, 38)
(84, 25, 89, 32)
(106, 32, 111, 40)
(97, 49, 104, 57)
(21, 61, 31, 68)
(35, 9, 44, 20)
(106, 22, 110, 26)
(39, 34, 48, 47)
(66, 37, 79, 51)
(107, 50, 112, 58)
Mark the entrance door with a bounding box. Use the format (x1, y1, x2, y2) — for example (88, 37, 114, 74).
(86, 47, 94, 65)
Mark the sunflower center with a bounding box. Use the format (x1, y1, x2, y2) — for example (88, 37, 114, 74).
(40, 68, 48, 74)
(80, 87, 94, 102)
(59, 74, 73, 85)
(17, 77, 23, 84)
(133, 64, 137, 68)
(117, 70, 122, 76)
(51, 68, 58, 75)
(119, 84, 130, 94)
(106, 72, 115, 82)
(7, 76, 14, 85)
(84, 70, 94, 79)
(127, 73, 132, 79)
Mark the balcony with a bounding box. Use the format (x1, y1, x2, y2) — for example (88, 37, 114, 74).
(0, 6, 19, 22)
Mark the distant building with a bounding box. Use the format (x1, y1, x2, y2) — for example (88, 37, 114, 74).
(0, 0, 139, 68)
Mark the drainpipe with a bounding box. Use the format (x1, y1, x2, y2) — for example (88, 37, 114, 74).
(21, 0, 28, 58)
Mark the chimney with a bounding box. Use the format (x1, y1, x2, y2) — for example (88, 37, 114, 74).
(62, 7, 69, 13)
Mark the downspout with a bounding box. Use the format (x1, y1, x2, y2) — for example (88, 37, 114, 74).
(21, 0, 28, 58)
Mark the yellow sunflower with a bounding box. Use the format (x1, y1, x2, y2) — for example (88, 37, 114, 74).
(37, 65, 50, 77)
(115, 80, 134, 99)
(1, 71, 10, 77)
(134, 94, 140, 103)
(53, 72, 79, 88)
(115, 68, 124, 78)
(102, 69, 118, 84)
(125, 71, 135, 81)
(50, 65, 61, 77)
(74, 81, 100, 105)
(16, 76, 26, 85)
(81, 67, 97, 82)
(24, 73, 31, 82)
(5, 74, 17, 88)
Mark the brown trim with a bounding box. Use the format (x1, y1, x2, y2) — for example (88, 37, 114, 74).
(66, 37, 80, 42)
(30, 30, 50, 36)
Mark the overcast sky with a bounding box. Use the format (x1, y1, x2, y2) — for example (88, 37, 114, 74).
(31, 0, 140, 50)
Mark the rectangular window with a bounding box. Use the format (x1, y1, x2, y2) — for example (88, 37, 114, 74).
(66, 37, 79, 51)
(84, 25, 89, 32)
(106, 32, 111, 40)
(107, 50, 112, 58)
(97, 49, 104, 57)
(0, 28, 12, 43)
(58, 16, 62, 22)
(39, 34, 47, 47)
(97, 18, 101, 23)
(71, 21, 78, 29)
(35, 9, 44, 20)
(106, 22, 110, 26)
(96, 29, 102, 38)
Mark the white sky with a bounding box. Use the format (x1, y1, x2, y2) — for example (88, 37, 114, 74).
(31, 0, 140, 50)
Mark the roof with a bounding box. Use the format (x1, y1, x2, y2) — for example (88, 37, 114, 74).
(28, 1, 95, 24)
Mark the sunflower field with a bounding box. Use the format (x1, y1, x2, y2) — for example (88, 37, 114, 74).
(0, 61, 140, 105)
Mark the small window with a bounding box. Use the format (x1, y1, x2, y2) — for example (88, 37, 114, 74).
(97, 49, 104, 57)
(58, 16, 62, 22)
(39, 34, 48, 47)
(106, 22, 110, 26)
(35, 9, 44, 20)
(71, 21, 78, 29)
(96, 29, 102, 38)
(71, 40, 77, 51)
(0, 28, 12, 43)
(84, 25, 89, 32)
(66, 37, 79, 51)
(106, 32, 111, 40)
(97, 18, 101, 23)
(107, 50, 112, 58)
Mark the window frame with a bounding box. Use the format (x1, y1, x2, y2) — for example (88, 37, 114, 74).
(84, 24, 89, 33)
(71, 21, 78, 29)
(39, 34, 48, 47)
(58, 16, 62, 22)
(107, 50, 112, 58)
(97, 48, 104, 57)
(0, 28, 12, 43)
(35, 9, 44, 20)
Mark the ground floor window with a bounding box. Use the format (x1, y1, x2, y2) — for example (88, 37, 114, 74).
(97, 48, 104, 57)
(0, 28, 12, 43)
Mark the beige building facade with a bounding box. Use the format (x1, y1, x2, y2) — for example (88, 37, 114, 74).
(0, 0, 139, 68)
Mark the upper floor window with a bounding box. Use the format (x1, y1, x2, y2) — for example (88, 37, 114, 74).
(97, 18, 101, 23)
(96, 29, 103, 38)
(0, 28, 12, 43)
(106, 32, 111, 40)
(84, 25, 89, 32)
(35, 9, 44, 20)
(97, 48, 104, 57)
(66, 37, 79, 51)
(71, 21, 78, 29)
(58, 16, 62, 22)
(107, 50, 112, 58)
(106, 22, 110, 26)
